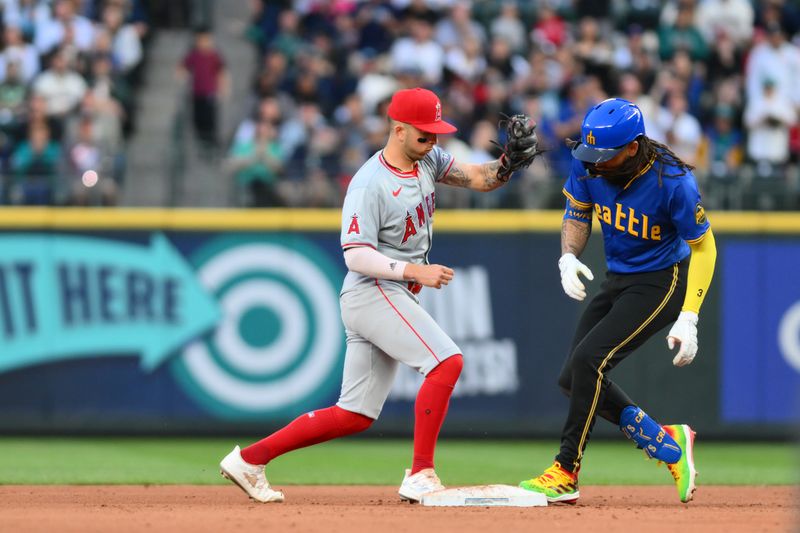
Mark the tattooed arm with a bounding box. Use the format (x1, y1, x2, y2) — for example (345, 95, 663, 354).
(561, 218, 591, 257)
(439, 160, 506, 192)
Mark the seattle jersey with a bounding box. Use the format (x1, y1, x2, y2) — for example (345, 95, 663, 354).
(562, 156, 710, 274)
(340, 145, 455, 293)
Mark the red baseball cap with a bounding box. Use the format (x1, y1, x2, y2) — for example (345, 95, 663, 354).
(387, 88, 457, 134)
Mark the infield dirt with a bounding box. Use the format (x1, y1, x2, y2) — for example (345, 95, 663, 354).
(0, 485, 795, 533)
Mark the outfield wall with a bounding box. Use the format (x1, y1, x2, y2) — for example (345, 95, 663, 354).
(0, 208, 797, 438)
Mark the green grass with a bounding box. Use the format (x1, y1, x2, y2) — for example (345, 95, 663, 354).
(0, 438, 795, 486)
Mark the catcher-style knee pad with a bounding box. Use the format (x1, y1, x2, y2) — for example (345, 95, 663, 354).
(619, 406, 682, 464)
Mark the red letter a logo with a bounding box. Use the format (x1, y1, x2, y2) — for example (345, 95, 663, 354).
(347, 215, 360, 235)
(401, 214, 417, 244)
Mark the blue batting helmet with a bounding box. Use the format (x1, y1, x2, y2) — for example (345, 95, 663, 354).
(571, 98, 646, 163)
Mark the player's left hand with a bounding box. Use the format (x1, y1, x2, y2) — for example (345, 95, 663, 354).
(667, 311, 698, 367)
(493, 114, 543, 181)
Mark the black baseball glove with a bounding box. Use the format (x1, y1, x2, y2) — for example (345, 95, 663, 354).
(493, 114, 543, 182)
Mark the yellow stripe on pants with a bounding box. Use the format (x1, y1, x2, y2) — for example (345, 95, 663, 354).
(573, 264, 679, 471)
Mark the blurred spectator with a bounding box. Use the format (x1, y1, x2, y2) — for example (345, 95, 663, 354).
(755, 0, 800, 38)
(466, 119, 501, 208)
(252, 49, 289, 99)
(0, 60, 28, 166)
(10, 123, 60, 204)
(271, 9, 305, 66)
(64, 116, 118, 205)
(667, 50, 705, 119)
(100, 1, 143, 74)
(572, 17, 614, 93)
(485, 35, 525, 81)
(435, 0, 487, 51)
(656, 91, 702, 166)
(0, 61, 28, 126)
(695, 0, 754, 49)
(11, 93, 65, 145)
(86, 53, 130, 141)
(225, 119, 285, 207)
(3, 0, 51, 43)
(280, 100, 329, 172)
(445, 35, 486, 83)
(659, 0, 697, 27)
(706, 27, 744, 85)
(244, 0, 287, 56)
(702, 103, 744, 208)
(32, 47, 87, 119)
(79, 89, 124, 184)
(532, 4, 568, 50)
(177, 27, 229, 151)
(233, 95, 283, 146)
(354, 51, 398, 114)
(538, 75, 600, 179)
(354, 1, 396, 54)
(745, 23, 800, 112)
(398, 0, 439, 24)
(0, 24, 40, 84)
(618, 70, 662, 140)
(390, 15, 444, 86)
(744, 78, 797, 166)
(488, 2, 524, 54)
(658, 2, 708, 61)
(615, 24, 659, 92)
(35, 0, 95, 55)
(619, 0, 662, 31)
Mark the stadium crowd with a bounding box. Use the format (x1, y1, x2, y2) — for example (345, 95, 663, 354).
(228, 0, 800, 210)
(0, 1, 797, 209)
(0, 0, 151, 206)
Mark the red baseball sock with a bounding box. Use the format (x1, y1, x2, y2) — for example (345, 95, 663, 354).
(240, 406, 373, 466)
(411, 355, 463, 475)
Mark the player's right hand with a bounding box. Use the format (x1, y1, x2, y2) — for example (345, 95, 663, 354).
(405, 263, 454, 289)
(558, 253, 594, 301)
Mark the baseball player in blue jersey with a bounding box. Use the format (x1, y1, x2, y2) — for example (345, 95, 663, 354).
(220, 88, 541, 503)
(519, 98, 717, 505)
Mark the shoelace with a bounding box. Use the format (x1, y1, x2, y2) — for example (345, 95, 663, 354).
(538, 465, 575, 486)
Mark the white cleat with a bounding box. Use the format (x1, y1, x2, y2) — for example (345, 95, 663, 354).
(219, 446, 285, 503)
(398, 468, 445, 503)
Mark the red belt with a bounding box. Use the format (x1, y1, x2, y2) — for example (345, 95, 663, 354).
(407, 281, 422, 294)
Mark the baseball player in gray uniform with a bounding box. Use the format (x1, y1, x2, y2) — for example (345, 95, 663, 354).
(220, 87, 541, 503)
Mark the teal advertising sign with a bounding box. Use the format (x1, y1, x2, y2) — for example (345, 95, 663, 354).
(0, 232, 348, 422)
(173, 235, 346, 419)
(0, 233, 219, 372)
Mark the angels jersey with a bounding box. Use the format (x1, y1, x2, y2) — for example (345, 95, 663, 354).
(340, 146, 454, 294)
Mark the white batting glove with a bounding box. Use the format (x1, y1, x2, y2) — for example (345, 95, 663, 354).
(558, 253, 594, 301)
(667, 311, 698, 367)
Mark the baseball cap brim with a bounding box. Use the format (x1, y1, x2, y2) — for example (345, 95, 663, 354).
(412, 120, 458, 134)
(571, 142, 624, 163)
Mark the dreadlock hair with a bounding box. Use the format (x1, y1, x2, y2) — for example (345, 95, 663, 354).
(566, 136, 695, 187)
